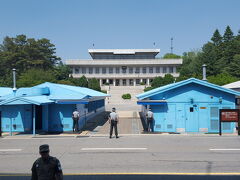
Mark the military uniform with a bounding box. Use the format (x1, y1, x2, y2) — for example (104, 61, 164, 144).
(146, 109, 154, 132)
(109, 108, 119, 138)
(31, 144, 63, 180)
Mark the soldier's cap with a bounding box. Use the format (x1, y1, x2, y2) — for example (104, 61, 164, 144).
(39, 144, 49, 153)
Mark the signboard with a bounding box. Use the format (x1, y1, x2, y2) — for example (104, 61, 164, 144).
(219, 109, 240, 136)
(221, 110, 239, 122)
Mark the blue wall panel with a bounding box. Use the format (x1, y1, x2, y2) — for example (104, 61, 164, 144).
(147, 83, 237, 133)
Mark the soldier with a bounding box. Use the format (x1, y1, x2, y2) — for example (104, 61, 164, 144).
(72, 108, 80, 132)
(109, 107, 119, 138)
(146, 108, 154, 132)
(31, 144, 63, 180)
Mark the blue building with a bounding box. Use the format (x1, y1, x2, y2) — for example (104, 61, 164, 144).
(0, 82, 109, 134)
(137, 78, 240, 134)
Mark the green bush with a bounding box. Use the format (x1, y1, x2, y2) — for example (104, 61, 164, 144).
(144, 86, 155, 92)
(140, 82, 145, 85)
(122, 93, 131, 99)
(101, 90, 107, 94)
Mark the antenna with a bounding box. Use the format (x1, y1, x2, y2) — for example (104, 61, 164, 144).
(170, 37, 173, 54)
(153, 42, 156, 47)
(93, 43, 95, 48)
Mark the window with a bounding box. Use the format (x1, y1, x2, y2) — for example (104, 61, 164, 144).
(89, 67, 93, 74)
(102, 67, 106, 74)
(95, 67, 99, 74)
(135, 67, 140, 73)
(75, 68, 79, 74)
(149, 67, 153, 73)
(163, 67, 167, 73)
(142, 67, 146, 74)
(109, 67, 113, 74)
(156, 67, 160, 73)
(169, 67, 173, 73)
(116, 67, 120, 74)
(82, 67, 86, 74)
(122, 66, 127, 74)
(129, 67, 133, 74)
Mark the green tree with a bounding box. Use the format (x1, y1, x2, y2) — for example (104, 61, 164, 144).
(151, 76, 164, 88)
(211, 29, 222, 46)
(162, 74, 175, 85)
(163, 53, 181, 59)
(225, 54, 240, 78)
(0, 35, 61, 85)
(178, 51, 201, 77)
(223, 26, 234, 42)
(88, 78, 101, 91)
(54, 63, 72, 80)
(207, 73, 238, 86)
(71, 75, 88, 87)
(17, 69, 56, 87)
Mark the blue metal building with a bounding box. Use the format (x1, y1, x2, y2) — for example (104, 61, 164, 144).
(0, 82, 109, 134)
(137, 78, 240, 133)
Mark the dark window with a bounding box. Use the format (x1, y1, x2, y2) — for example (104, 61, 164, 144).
(89, 67, 93, 74)
(142, 67, 146, 74)
(95, 67, 99, 74)
(129, 67, 133, 74)
(102, 68, 106, 74)
(109, 67, 113, 74)
(149, 67, 153, 73)
(190, 107, 194, 112)
(116, 67, 120, 74)
(82, 67, 86, 74)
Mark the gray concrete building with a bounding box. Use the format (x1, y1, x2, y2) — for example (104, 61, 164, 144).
(66, 49, 182, 86)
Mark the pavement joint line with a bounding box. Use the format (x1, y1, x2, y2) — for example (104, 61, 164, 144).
(0, 149, 22, 152)
(209, 148, 240, 151)
(2, 172, 240, 176)
(81, 148, 147, 150)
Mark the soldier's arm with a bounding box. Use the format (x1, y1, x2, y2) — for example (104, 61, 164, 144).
(31, 161, 38, 180)
(55, 159, 63, 180)
(117, 114, 119, 124)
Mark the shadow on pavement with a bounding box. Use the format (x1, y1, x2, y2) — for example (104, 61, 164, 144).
(82, 111, 110, 131)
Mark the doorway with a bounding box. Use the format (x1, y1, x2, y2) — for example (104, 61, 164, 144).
(185, 104, 199, 132)
(35, 105, 43, 131)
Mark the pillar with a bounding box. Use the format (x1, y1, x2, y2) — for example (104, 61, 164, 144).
(113, 79, 116, 86)
(147, 79, 150, 86)
(134, 79, 136, 86)
(33, 105, 36, 136)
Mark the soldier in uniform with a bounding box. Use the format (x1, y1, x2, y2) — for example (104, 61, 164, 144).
(146, 108, 154, 132)
(31, 144, 63, 180)
(109, 107, 119, 138)
(72, 108, 80, 132)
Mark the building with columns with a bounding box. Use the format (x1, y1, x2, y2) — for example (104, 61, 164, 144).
(66, 49, 182, 86)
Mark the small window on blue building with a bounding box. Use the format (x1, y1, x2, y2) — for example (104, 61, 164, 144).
(190, 107, 194, 112)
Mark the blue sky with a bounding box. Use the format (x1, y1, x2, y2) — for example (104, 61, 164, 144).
(0, 0, 240, 60)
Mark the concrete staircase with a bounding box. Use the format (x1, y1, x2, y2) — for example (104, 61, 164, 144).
(102, 86, 145, 117)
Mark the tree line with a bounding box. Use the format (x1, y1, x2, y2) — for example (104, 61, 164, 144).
(0, 35, 100, 91)
(147, 25, 240, 90)
(1, 26, 239, 91)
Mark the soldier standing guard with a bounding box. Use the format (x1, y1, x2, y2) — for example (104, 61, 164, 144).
(72, 108, 80, 132)
(31, 144, 63, 180)
(109, 107, 119, 138)
(146, 108, 154, 132)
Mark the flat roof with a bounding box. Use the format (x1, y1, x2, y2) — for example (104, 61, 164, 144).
(88, 49, 160, 55)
